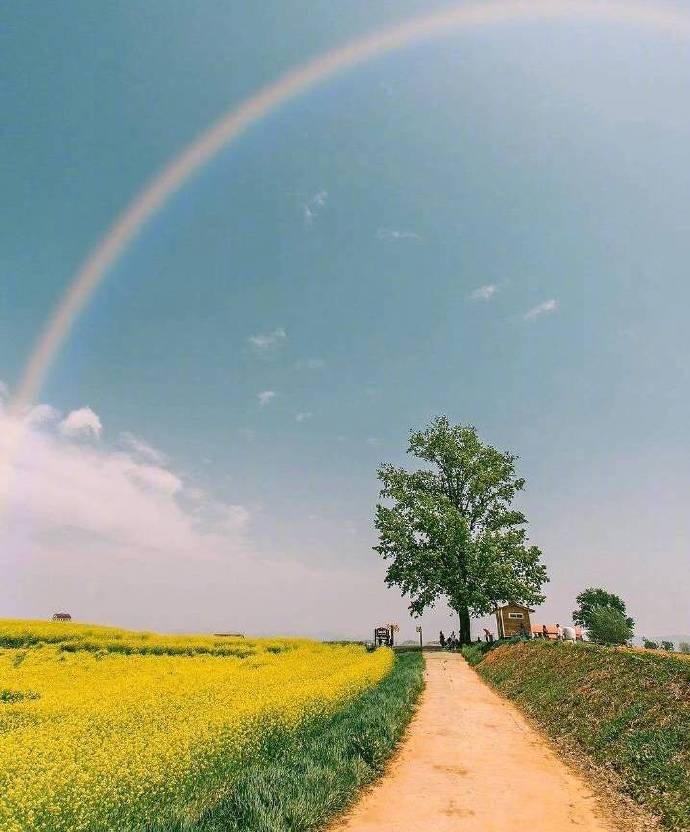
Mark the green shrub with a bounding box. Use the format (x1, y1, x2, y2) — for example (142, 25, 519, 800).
(460, 644, 486, 666)
(0, 688, 40, 704)
(642, 638, 659, 649)
(587, 606, 633, 645)
(11, 651, 27, 668)
(477, 641, 690, 828)
(680, 641, 690, 655)
(661, 641, 675, 652)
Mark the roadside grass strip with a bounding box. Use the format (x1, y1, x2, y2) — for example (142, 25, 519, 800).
(476, 641, 690, 829)
(148, 651, 424, 832)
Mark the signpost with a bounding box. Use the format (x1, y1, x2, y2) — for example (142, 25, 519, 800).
(373, 622, 401, 648)
(374, 626, 391, 647)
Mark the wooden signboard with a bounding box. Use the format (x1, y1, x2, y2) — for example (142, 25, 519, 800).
(374, 626, 391, 647)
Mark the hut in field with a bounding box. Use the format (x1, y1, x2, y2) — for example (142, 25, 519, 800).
(494, 603, 533, 639)
(52, 612, 72, 622)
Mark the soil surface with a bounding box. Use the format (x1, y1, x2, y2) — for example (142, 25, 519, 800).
(329, 651, 617, 832)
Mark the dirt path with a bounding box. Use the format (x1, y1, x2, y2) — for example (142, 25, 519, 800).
(330, 652, 616, 832)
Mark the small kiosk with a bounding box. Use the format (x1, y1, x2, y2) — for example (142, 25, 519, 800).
(494, 603, 533, 639)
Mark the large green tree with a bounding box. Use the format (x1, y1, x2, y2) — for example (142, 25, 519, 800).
(373, 417, 548, 645)
(572, 587, 634, 630)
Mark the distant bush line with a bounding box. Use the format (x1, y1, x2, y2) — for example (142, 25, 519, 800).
(0, 620, 299, 659)
(0, 636, 269, 659)
(146, 651, 424, 832)
(474, 641, 690, 829)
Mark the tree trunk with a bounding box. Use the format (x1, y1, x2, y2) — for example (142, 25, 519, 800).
(459, 605, 471, 645)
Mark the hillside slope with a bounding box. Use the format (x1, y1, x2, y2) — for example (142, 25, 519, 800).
(477, 642, 690, 829)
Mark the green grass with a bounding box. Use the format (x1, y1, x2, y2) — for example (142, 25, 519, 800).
(460, 642, 495, 665)
(147, 651, 424, 832)
(476, 641, 690, 829)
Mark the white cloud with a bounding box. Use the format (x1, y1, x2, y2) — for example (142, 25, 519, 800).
(0, 411, 243, 558)
(303, 190, 327, 225)
(257, 391, 276, 407)
(524, 299, 559, 321)
(120, 432, 167, 465)
(24, 404, 61, 427)
(0, 403, 445, 640)
(376, 228, 421, 242)
(248, 327, 287, 353)
(193, 501, 250, 536)
(295, 411, 312, 423)
(119, 459, 182, 496)
(469, 284, 498, 302)
(293, 358, 325, 370)
(59, 407, 103, 440)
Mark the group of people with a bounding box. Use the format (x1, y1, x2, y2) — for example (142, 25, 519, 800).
(439, 630, 480, 649)
(439, 623, 570, 648)
(537, 623, 564, 640)
(439, 630, 458, 650)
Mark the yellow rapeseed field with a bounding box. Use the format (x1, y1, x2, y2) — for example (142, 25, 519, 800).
(0, 620, 393, 832)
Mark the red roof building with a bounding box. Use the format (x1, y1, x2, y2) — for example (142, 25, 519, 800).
(532, 624, 583, 640)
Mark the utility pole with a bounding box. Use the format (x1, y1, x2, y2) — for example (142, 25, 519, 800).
(416, 625, 423, 649)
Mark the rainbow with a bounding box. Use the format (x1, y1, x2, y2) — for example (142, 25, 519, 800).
(6, 0, 690, 420)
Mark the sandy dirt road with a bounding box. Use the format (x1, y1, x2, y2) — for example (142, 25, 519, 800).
(330, 651, 615, 832)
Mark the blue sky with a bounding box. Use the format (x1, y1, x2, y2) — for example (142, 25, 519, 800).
(3, 1, 690, 639)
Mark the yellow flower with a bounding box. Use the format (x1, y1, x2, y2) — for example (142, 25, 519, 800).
(0, 620, 392, 831)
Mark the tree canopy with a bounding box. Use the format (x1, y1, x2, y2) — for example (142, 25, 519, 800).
(586, 606, 634, 645)
(373, 417, 548, 644)
(572, 587, 634, 630)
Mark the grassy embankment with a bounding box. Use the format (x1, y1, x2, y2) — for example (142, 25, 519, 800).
(150, 650, 424, 832)
(473, 641, 690, 829)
